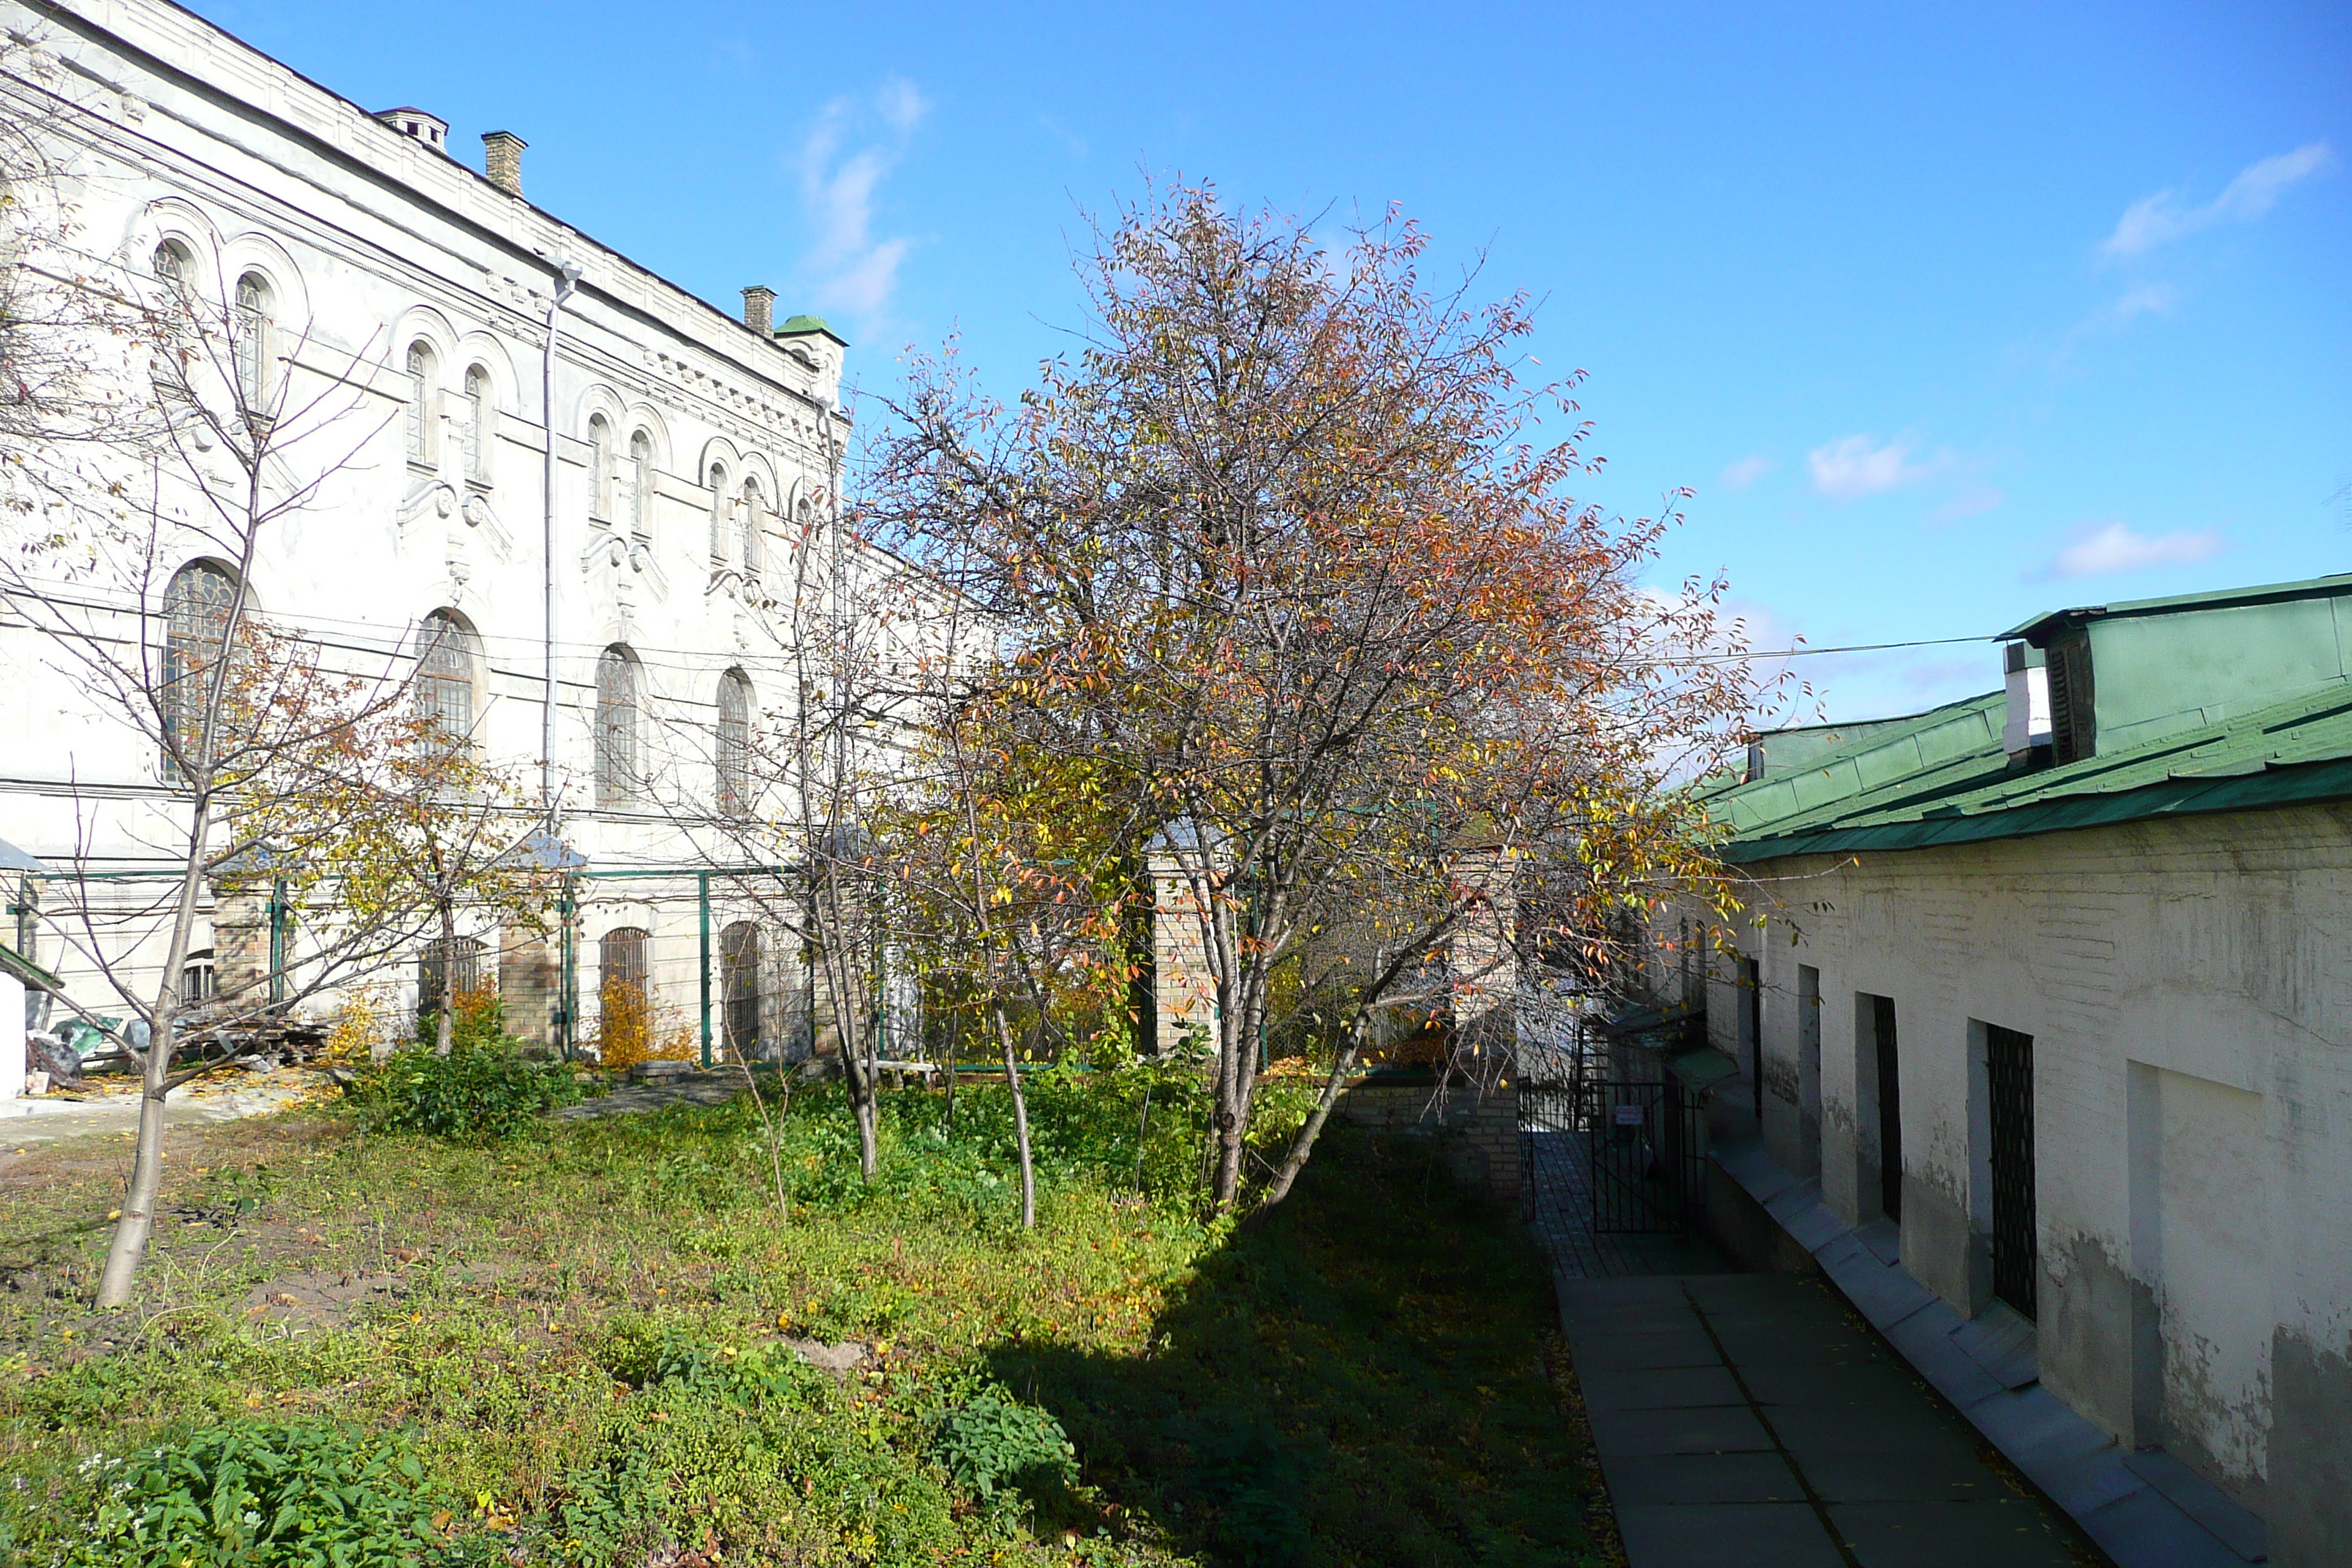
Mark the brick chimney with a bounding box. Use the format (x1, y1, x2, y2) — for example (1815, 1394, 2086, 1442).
(741, 286, 775, 335)
(481, 130, 527, 196)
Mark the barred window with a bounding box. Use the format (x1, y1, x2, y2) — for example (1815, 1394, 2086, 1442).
(706, 462, 729, 559)
(416, 610, 479, 742)
(739, 477, 763, 576)
(716, 667, 753, 816)
(720, 921, 762, 1060)
(162, 560, 237, 780)
(595, 645, 640, 808)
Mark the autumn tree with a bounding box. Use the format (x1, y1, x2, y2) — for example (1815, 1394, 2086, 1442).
(864, 186, 1761, 1213)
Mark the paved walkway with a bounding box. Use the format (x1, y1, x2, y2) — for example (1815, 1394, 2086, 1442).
(1561, 1273, 2091, 1567)
(0, 1077, 306, 1150)
(1523, 1126, 2100, 1566)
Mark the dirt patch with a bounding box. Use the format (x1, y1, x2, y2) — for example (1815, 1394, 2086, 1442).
(241, 1268, 403, 1329)
(780, 1336, 867, 1380)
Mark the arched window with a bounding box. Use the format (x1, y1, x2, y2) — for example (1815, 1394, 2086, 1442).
(595, 645, 640, 808)
(233, 272, 269, 410)
(716, 668, 753, 817)
(462, 365, 491, 483)
(587, 415, 612, 521)
(598, 926, 650, 1060)
(627, 431, 652, 535)
(720, 921, 762, 1060)
(415, 610, 479, 741)
(151, 240, 192, 304)
(706, 462, 729, 559)
(162, 561, 238, 778)
(739, 478, 763, 577)
(404, 342, 437, 464)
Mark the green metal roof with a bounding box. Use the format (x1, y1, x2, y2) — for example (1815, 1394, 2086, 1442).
(775, 314, 848, 347)
(0, 942, 61, 994)
(1711, 676, 2352, 862)
(2000, 570, 2352, 644)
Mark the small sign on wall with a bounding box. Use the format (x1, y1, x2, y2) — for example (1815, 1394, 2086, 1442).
(1613, 1104, 1646, 1127)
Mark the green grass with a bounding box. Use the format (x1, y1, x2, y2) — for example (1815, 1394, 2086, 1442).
(0, 1068, 1610, 1567)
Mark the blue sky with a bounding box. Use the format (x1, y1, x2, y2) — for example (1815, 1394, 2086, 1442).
(197, 0, 2350, 721)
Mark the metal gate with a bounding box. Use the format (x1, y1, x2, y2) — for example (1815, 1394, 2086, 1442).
(1582, 1079, 1705, 1235)
(1986, 1025, 2038, 1317)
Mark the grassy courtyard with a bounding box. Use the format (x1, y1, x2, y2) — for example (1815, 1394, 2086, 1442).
(0, 1070, 1615, 1567)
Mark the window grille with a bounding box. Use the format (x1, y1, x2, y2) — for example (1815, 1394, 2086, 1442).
(721, 921, 761, 1059)
(162, 561, 237, 779)
(1986, 1025, 2038, 1318)
(629, 432, 652, 534)
(595, 646, 640, 807)
(463, 365, 491, 483)
(717, 668, 753, 816)
(587, 415, 612, 521)
(416, 611, 478, 741)
(418, 935, 484, 1018)
(739, 478, 762, 576)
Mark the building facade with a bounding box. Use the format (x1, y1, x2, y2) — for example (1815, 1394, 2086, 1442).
(1694, 573, 2352, 1567)
(1, 0, 863, 1058)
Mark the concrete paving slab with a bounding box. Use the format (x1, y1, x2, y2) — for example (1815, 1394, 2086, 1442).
(1736, 1363, 1931, 1413)
(1855, 1219, 1902, 1266)
(1577, 1362, 1745, 1413)
(1567, 1328, 1723, 1371)
(1793, 1450, 2006, 1504)
(1880, 1307, 2009, 1409)
(1782, 1201, 1850, 1254)
(1602, 1452, 1807, 1507)
(1586, 1403, 1776, 1457)
(1613, 1504, 1845, 1568)
(1764, 1404, 1986, 1466)
(1829, 1500, 2084, 1567)
(1948, 1302, 2039, 1390)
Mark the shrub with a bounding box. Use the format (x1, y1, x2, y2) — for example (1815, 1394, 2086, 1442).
(68, 1420, 454, 1568)
(353, 1038, 581, 1144)
(932, 1388, 1077, 1507)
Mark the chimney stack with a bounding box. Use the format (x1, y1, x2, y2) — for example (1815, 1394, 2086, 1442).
(2002, 641, 2051, 758)
(741, 286, 776, 335)
(482, 130, 527, 196)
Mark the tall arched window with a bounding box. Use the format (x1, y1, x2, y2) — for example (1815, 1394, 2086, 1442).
(720, 921, 762, 1060)
(706, 462, 729, 559)
(416, 610, 480, 741)
(404, 342, 437, 464)
(627, 431, 652, 535)
(233, 273, 271, 411)
(739, 478, 763, 576)
(595, 645, 640, 808)
(587, 415, 612, 522)
(462, 365, 491, 483)
(598, 926, 650, 1060)
(163, 561, 238, 778)
(716, 668, 753, 817)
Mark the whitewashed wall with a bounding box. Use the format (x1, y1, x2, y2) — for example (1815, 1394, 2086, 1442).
(1704, 803, 2352, 1565)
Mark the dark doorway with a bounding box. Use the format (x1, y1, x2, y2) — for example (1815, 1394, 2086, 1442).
(1740, 956, 1763, 1120)
(1986, 1025, 2038, 1317)
(1873, 994, 1902, 1224)
(720, 921, 762, 1060)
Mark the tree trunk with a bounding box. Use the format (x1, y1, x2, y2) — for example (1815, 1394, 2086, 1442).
(94, 1018, 175, 1308)
(1263, 1025, 1367, 1206)
(993, 1004, 1035, 1229)
(433, 901, 457, 1055)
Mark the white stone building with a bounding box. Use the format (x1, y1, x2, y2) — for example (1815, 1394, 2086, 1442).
(1688, 572, 2352, 1567)
(0, 0, 877, 1059)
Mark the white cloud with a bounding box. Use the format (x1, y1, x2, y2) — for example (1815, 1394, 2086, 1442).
(1719, 454, 1773, 491)
(2052, 282, 2183, 366)
(1806, 434, 1941, 501)
(2100, 141, 2335, 258)
(795, 78, 929, 322)
(2043, 521, 2224, 579)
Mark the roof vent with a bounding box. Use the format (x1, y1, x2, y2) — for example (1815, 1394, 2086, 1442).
(2001, 643, 2051, 759)
(374, 108, 449, 152)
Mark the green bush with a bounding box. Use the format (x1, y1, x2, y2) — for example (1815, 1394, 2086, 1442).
(932, 1387, 1077, 1506)
(353, 1039, 581, 1144)
(68, 1420, 455, 1568)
